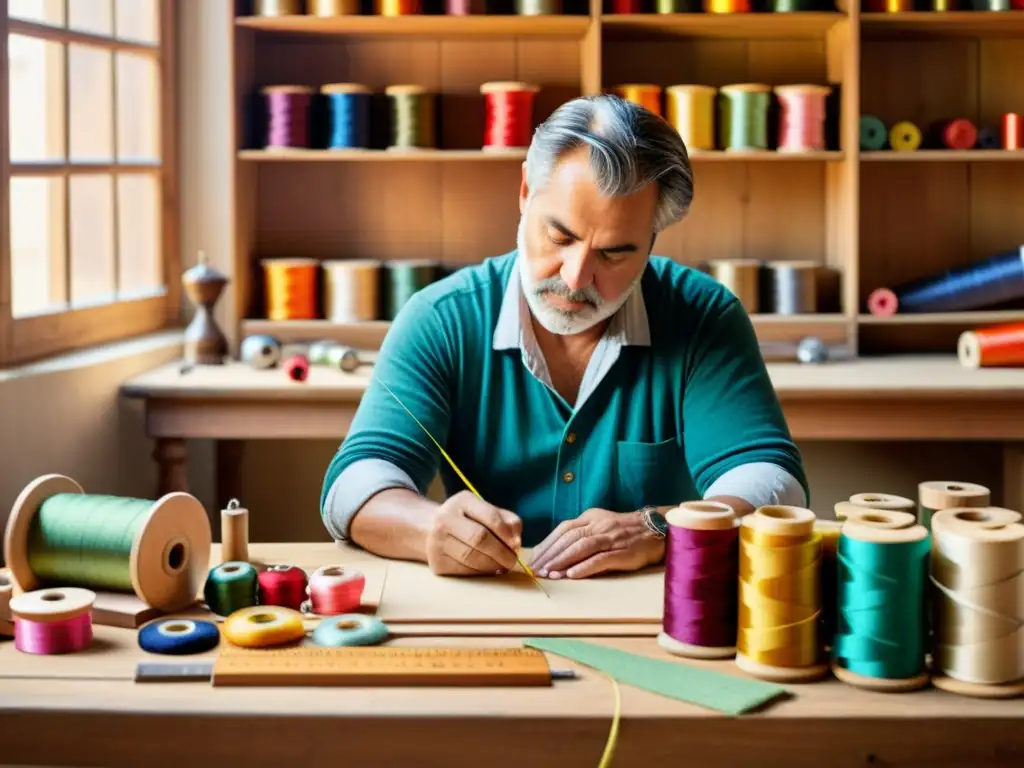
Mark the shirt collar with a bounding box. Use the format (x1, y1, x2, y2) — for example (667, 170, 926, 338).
(492, 255, 651, 351)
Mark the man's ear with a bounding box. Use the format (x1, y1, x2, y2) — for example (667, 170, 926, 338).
(519, 163, 529, 215)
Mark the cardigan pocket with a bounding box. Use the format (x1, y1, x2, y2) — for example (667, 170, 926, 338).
(614, 437, 691, 511)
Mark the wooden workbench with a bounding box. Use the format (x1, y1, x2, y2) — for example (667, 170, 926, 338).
(1, 542, 1022, 767)
(120, 355, 1024, 502)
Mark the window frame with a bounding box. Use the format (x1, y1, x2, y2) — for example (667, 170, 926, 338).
(0, 0, 179, 367)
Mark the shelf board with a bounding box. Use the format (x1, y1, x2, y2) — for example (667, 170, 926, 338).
(234, 13, 591, 38)
(237, 149, 843, 163)
(861, 10, 1024, 39)
(858, 311, 1024, 325)
(862, 150, 1024, 162)
(690, 150, 843, 161)
(601, 11, 845, 40)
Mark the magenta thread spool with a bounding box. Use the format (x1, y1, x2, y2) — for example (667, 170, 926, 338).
(9, 587, 96, 655)
(263, 85, 314, 149)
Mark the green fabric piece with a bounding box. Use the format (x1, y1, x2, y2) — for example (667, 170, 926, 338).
(525, 638, 790, 715)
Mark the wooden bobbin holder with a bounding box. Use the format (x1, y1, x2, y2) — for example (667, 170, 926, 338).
(829, 509, 931, 693)
(929, 506, 1024, 700)
(3, 474, 213, 628)
(221, 498, 251, 565)
(734, 505, 829, 683)
(657, 500, 739, 660)
(918, 481, 990, 528)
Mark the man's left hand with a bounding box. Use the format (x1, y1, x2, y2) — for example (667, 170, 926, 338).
(528, 508, 664, 580)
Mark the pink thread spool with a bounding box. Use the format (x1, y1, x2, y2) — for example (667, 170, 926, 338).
(774, 85, 831, 153)
(262, 85, 314, 149)
(305, 565, 366, 615)
(9, 587, 95, 655)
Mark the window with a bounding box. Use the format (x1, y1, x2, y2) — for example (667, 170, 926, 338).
(0, 0, 177, 365)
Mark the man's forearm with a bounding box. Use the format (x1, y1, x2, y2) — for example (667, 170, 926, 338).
(347, 488, 439, 562)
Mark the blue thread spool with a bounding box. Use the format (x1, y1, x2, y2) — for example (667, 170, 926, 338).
(322, 83, 372, 150)
(311, 614, 389, 647)
(138, 619, 221, 655)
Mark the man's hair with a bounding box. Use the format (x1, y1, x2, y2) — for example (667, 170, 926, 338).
(524, 94, 694, 233)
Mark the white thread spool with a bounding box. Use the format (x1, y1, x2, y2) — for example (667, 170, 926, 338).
(322, 259, 382, 322)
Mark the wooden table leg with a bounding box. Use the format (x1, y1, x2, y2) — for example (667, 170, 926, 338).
(216, 439, 245, 511)
(154, 438, 189, 496)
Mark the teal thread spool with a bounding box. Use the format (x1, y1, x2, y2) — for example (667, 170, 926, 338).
(204, 561, 259, 617)
(4, 474, 212, 613)
(311, 614, 390, 647)
(831, 510, 931, 692)
(718, 84, 771, 152)
(383, 260, 438, 320)
(859, 115, 888, 151)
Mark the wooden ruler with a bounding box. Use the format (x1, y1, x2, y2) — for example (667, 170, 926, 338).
(211, 646, 554, 687)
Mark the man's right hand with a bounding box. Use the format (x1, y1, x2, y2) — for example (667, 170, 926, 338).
(425, 491, 523, 576)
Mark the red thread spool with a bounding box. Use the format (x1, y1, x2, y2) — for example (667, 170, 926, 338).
(958, 323, 1024, 369)
(866, 287, 898, 316)
(1003, 113, 1023, 151)
(612, 0, 642, 11)
(283, 354, 309, 382)
(307, 565, 366, 615)
(257, 565, 308, 611)
(940, 118, 977, 150)
(774, 84, 831, 153)
(481, 82, 539, 152)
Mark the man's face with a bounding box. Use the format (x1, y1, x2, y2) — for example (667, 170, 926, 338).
(516, 146, 658, 336)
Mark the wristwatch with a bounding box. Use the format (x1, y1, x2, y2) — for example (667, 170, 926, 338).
(639, 506, 668, 538)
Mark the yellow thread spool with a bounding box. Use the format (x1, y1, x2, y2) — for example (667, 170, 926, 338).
(311, 0, 360, 13)
(665, 85, 717, 152)
(706, 259, 760, 314)
(223, 605, 306, 648)
(735, 506, 829, 683)
(889, 121, 922, 152)
(615, 84, 662, 118)
(377, 0, 422, 15)
(253, 0, 303, 15)
(262, 258, 320, 321)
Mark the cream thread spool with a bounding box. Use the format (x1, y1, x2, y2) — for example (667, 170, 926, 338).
(322, 259, 382, 322)
(930, 507, 1024, 699)
(221, 499, 250, 565)
(835, 492, 916, 523)
(918, 481, 990, 531)
(706, 259, 761, 314)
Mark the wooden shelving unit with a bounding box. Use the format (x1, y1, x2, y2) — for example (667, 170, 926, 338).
(229, 2, 1024, 360)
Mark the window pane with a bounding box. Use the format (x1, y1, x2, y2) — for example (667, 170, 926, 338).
(9, 0, 65, 25)
(9, 35, 65, 163)
(69, 44, 113, 162)
(11, 176, 66, 318)
(115, 0, 158, 43)
(68, 0, 113, 36)
(117, 174, 161, 296)
(70, 175, 116, 306)
(116, 53, 159, 162)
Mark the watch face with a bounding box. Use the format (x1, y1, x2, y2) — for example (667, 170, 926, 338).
(652, 511, 669, 535)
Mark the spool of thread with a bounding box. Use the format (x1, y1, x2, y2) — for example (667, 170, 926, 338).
(1004, 113, 1023, 151)
(261, 258, 319, 321)
(240, 334, 282, 370)
(446, 0, 473, 14)
(933, 118, 978, 151)
(977, 126, 1000, 150)
(615, 84, 662, 118)
(481, 82, 539, 152)
(959, 322, 1024, 369)
(705, 0, 751, 11)
(843, 492, 916, 515)
(774, 85, 830, 153)
(866, 0, 913, 9)
(831, 510, 931, 692)
(321, 84, 371, 150)
(814, 519, 842, 653)
(222, 605, 306, 648)
(3, 474, 211, 613)
(309, 341, 361, 373)
(10, 588, 95, 655)
(312, 614, 390, 647)
(311, 0, 360, 13)
(386, 86, 435, 150)
(254, 0, 303, 14)
(888, 121, 922, 152)
(665, 85, 717, 152)
(762, 261, 818, 315)
(771, 0, 815, 8)
(656, 0, 702, 10)
(377, 0, 421, 14)
(305, 565, 366, 615)
(657, 501, 739, 660)
(866, 246, 1024, 316)
(138, 619, 221, 655)
(931, 0, 956, 8)
(516, 0, 561, 13)
(859, 115, 888, 151)
(284, 353, 310, 382)
(980, 0, 1011, 8)
(718, 84, 771, 153)
(220, 498, 250, 564)
(611, 0, 642, 10)
(707, 259, 760, 313)
(204, 561, 259, 617)
(384, 260, 438, 320)
(258, 565, 309, 611)
(262, 86, 313, 150)
(735, 506, 828, 682)
(930, 507, 1024, 697)
(918, 481, 990, 531)
(322, 259, 382, 322)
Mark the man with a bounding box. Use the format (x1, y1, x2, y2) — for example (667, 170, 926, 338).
(319, 94, 808, 581)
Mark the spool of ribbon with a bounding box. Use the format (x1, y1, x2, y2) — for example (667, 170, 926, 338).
(918, 481, 990, 531)
(305, 565, 366, 616)
(481, 82, 539, 152)
(261, 258, 319, 320)
(9, 587, 96, 655)
(831, 510, 931, 692)
(718, 84, 771, 152)
(222, 605, 306, 648)
(888, 121, 922, 152)
(735, 506, 828, 682)
(959, 322, 1024, 369)
(615, 84, 662, 117)
(774, 84, 830, 153)
(657, 501, 739, 660)
(204, 561, 259, 617)
(258, 565, 309, 611)
(706, 259, 760, 313)
(322, 259, 382, 322)
(665, 85, 717, 152)
(930, 507, 1024, 698)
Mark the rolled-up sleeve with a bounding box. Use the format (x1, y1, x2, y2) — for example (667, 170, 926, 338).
(703, 462, 807, 509)
(322, 459, 418, 541)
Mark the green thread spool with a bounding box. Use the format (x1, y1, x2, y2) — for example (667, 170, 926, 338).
(384, 260, 438, 320)
(3, 474, 212, 612)
(918, 481, 989, 531)
(771, 0, 817, 10)
(859, 115, 888, 151)
(516, 0, 561, 14)
(718, 84, 771, 152)
(386, 85, 436, 150)
(656, 0, 701, 11)
(204, 561, 259, 617)
(831, 511, 932, 692)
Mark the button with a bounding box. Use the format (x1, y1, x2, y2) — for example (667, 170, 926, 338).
(565, 433, 576, 444)
(563, 471, 575, 483)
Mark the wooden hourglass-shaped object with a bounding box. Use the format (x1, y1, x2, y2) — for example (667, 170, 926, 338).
(182, 251, 229, 365)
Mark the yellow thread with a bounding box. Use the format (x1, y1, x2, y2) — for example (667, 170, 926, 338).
(597, 674, 621, 768)
(379, 380, 548, 597)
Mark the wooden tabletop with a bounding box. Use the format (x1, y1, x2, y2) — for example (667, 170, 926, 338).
(121, 355, 1024, 402)
(1, 543, 1022, 767)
